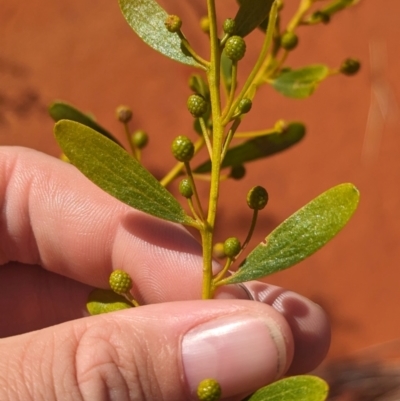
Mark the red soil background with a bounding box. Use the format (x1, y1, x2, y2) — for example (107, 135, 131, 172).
(1, 0, 399, 365)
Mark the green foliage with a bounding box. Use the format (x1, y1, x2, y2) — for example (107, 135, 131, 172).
(244, 375, 328, 401)
(49, 101, 122, 146)
(234, 0, 275, 37)
(54, 120, 192, 225)
(272, 65, 329, 99)
(220, 184, 359, 285)
(87, 289, 133, 315)
(118, 0, 202, 67)
(194, 123, 305, 173)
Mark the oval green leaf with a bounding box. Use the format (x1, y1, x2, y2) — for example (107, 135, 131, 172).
(118, 0, 201, 67)
(245, 375, 328, 401)
(194, 123, 305, 174)
(272, 65, 329, 99)
(87, 289, 133, 315)
(54, 120, 191, 225)
(49, 101, 123, 147)
(221, 183, 359, 285)
(234, 0, 275, 37)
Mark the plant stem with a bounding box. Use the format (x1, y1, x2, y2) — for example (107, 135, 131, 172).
(213, 257, 233, 285)
(234, 126, 278, 138)
(177, 32, 210, 69)
(124, 123, 139, 160)
(240, 209, 258, 254)
(222, 1, 279, 126)
(287, 0, 313, 32)
(199, 117, 213, 157)
(221, 118, 241, 162)
(221, 62, 238, 120)
(185, 162, 205, 221)
(201, 0, 222, 300)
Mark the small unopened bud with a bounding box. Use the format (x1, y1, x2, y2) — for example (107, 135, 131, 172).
(200, 16, 210, 34)
(131, 130, 148, 149)
(179, 178, 193, 198)
(340, 58, 361, 76)
(116, 105, 132, 123)
(165, 15, 182, 33)
(223, 18, 236, 35)
(213, 243, 226, 259)
(238, 98, 252, 114)
(280, 31, 299, 51)
(229, 165, 246, 180)
(247, 186, 269, 210)
(223, 237, 241, 258)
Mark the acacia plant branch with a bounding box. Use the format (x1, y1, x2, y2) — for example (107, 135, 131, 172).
(201, 0, 223, 299)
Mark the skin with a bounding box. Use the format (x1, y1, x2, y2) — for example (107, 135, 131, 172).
(0, 147, 330, 401)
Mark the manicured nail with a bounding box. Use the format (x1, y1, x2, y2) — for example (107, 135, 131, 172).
(182, 314, 287, 399)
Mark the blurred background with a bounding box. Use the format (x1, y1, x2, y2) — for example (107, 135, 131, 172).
(1, 0, 400, 392)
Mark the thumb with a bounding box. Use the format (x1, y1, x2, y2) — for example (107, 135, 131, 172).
(1, 300, 293, 401)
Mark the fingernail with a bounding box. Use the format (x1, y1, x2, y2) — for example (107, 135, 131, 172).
(182, 314, 287, 399)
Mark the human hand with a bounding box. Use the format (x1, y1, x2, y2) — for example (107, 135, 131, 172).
(0, 147, 330, 401)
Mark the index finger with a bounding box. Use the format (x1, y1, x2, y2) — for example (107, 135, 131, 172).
(0, 146, 206, 304)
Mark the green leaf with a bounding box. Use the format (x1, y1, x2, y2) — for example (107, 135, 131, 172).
(49, 101, 123, 147)
(272, 65, 329, 99)
(54, 120, 191, 225)
(245, 375, 328, 401)
(87, 289, 133, 315)
(118, 0, 201, 67)
(221, 183, 359, 285)
(235, 0, 275, 37)
(194, 123, 305, 174)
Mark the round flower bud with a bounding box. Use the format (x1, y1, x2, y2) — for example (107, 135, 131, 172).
(224, 35, 246, 62)
(229, 165, 246, 180)
(171, 135, 195, 162)
(116, 105, 133, 123)
(187, 94, 208, 117)
(280, 31, 299, 51)
(200, 16, 210, 34)
(223, 18, 236, 35)
(109, 269, 133, 295)
(197, 378, 222, 401)
(179, 178, 193, 198)
(212, 242, 226, 259)
(131, 129, 148, 149)
(164, 15, 182, 33)
(274, 119, 287, 132)
(238, 98, 252, 114)
(247, 186, 269, 210)
(312, 10, 330, 24)
(340, 58, 361, 76)
(223, 237, 241, 258)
